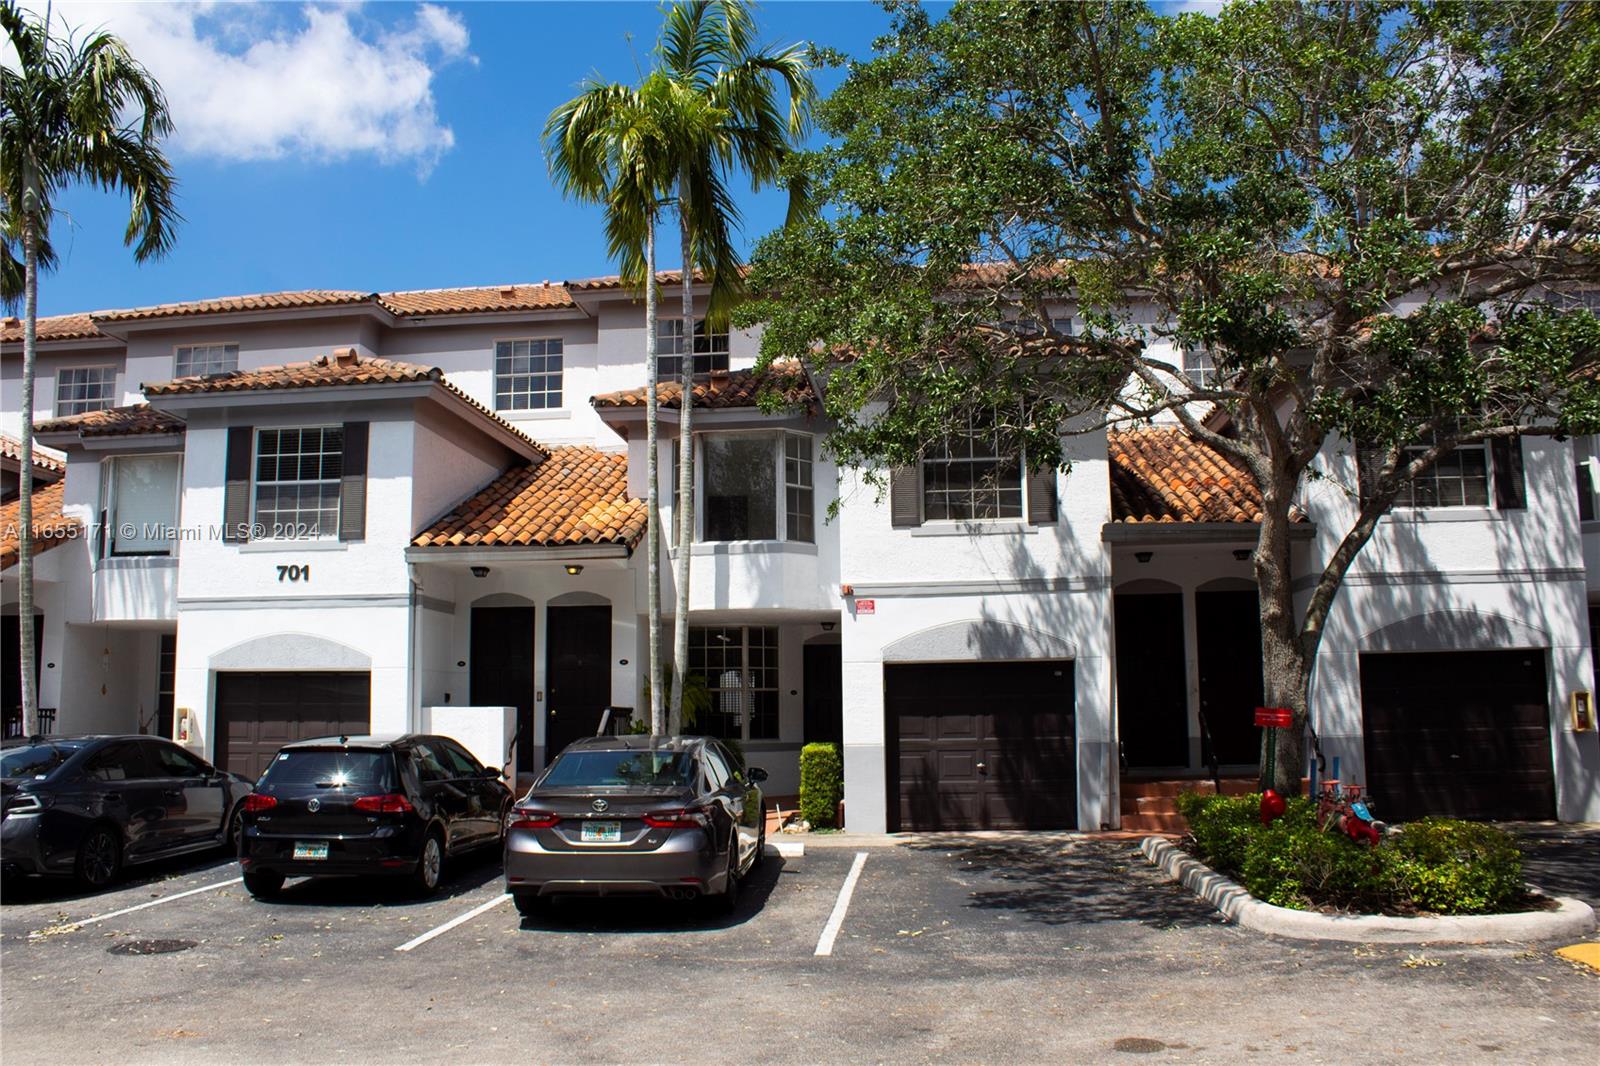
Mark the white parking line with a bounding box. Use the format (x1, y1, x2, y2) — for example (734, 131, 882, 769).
(813, 851, 868, 957)
(394, 892, 512, 953)
(73, 876, 244, 928)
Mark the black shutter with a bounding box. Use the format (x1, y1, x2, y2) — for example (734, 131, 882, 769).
(222, 425, 253, 543)
(889, 465, 922, 528)
(1491, 435, 1526, 510)
(339, 421, 369, 542)
(1355, 442, 1385, 507)
(1026, 465, 1058, 525)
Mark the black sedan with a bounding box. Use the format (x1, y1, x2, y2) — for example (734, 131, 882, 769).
(1, 735, 254, 888)
(504, 735, 766, 915)
(238, 734, 513, 898)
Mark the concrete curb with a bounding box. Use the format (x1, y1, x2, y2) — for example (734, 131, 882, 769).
(1140, 836, 1598, 944)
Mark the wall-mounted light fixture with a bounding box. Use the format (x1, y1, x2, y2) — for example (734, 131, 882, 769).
(470, 565, 490, 578)
(1233, 549, 1252, 561)
(1134, 551, 1154, 564)
(565, 564, 584, 576)
(820, 621, 835, 632)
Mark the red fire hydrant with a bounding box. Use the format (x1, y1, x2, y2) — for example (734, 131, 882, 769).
(1259, 788, 1286, 826)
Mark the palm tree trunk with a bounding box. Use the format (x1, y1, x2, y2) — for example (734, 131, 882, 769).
(644, 218, 665, 737)
(670, 182, 695, 734)
(17, 202, 39, 737)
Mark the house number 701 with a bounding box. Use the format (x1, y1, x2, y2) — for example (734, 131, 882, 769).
(277, 564, 311, 583)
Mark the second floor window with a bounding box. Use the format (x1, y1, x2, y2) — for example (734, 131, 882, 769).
(495, 339, 563, 411)
(658, 318, 729, 378)
(1395, 436, 1491, 508)
(1182, 346, 1217, 389)
(105, 454, 181, 556)
(922, 423, 1023, 521)
(175, 344, 238, 378)
(687, 432, 816, 544)
(56, 367, 117, 416)
(254, 426, 342, 539)
(1577, 438, 1599, 522)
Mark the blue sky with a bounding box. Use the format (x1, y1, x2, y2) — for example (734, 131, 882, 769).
(23, 1, 904, 317)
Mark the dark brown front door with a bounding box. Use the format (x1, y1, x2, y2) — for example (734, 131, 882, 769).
(213, 672, 371, 781)
(1114, 592, 1188, 767)
(471, 606, 535, 772)
(1360, 650, 1555, 821)
(887, 661, 1076, 831)
(545, 604, 611, 764)
(1195, 589, 1265, 766)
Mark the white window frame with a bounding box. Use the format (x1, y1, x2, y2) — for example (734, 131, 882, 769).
(493, 337, 565, 412)
(173, 342, 239, 379)
(687, 625, 780, 741)
(1393, 435, 1493, 510)
(1181, 346, 1217, 389)
(657, 317, 730, 378)
(251, 425, 343, 541)
(1576, 437, 1600, 522)
(919, 418, 1025, 523)
(102, 453, 183, 557)
(685, 430, 815, 544)
(54, 366, 118, 417)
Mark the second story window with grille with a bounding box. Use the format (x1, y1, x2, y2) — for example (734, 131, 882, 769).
(921, 418, 1023, 521)
(175, 343, 238, 378)
(657, 318, 729, 379)
(1395, 434, 1491, 508)
(253, 426, 343, 539)
(495, 339, 563, 411)
(1577, 437, 1599, 522)
(1182, 346, 1217, 390)
(55, 367, 117, 416)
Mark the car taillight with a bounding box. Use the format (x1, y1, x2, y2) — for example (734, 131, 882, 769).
(642, 807, 709, 829)
(353, 793, 414, 814)
(508, 809, 560, 830)
(242, 794, 277, 813)
(3, 792, 46, 817)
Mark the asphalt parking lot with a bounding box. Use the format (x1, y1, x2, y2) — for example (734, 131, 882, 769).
(2, 832, 1597, 1065)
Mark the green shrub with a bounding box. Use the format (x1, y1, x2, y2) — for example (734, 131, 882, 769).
(799, 742, 843, 828)
(1182, 792, 1262, 874)
(1238, 806, 1396, 912)
(1386, 819, 1524, 915)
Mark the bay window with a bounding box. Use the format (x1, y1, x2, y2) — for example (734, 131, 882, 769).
(105, 454, 181, 555)
(679, 432, 816, 544)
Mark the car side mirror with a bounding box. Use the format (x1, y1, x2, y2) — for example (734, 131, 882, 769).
(748, 766, 768, 783)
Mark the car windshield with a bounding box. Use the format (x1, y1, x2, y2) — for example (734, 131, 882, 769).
(258, 750, 394, 790)
(0, 741, 85, 780)
(540, 750, 696, 789)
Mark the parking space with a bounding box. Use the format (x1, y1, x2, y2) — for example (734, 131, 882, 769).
(4, 835, 1599, 1064)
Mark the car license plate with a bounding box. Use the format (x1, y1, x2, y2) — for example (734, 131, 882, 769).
(293, 841, 329, 861)
(581, 821, 621, 843)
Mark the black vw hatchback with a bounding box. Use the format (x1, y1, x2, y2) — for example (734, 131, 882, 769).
(238, 734, 512, 898)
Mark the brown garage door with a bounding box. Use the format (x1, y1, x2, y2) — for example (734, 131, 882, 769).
(887, 661, 1075, 831)
(214, 672, 371, 781)
(1360, 651, 1555, 822)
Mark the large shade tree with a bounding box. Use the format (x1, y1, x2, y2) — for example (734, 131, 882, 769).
(742, 0, 1600, 790)
(653, 0, 814, 730)
(1, 0, 179, 735)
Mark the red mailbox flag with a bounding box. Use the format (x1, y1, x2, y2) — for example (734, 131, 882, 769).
(1254, 706, 1294, 729)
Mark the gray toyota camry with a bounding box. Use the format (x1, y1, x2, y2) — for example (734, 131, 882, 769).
(504, 735, 766, 915)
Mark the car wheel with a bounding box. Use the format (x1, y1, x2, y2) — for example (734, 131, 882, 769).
(412, 831, 445, 897)
(243, 870, 285, 898)
(225, 803, 245, 853)
(750, 806, 767, 870)
(512, 890, 546, 918)
(74, 825, 122, 889)
(707, 831, 741, 915)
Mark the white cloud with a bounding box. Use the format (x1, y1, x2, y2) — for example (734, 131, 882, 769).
(30, 2, 472, 177)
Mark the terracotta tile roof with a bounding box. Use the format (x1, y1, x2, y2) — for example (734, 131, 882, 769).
(33, 403, 185, 439)
(379, 284, 575, 315)
(142, 351, 547, 460)
(1108, 426, 1298, 524)
(0, 481, 79, 571)
(413, 447, 646, 550)
(0, 313, 103, 343)
(592, 362, 815, 412)
(94, 290, 374, 324)
(0, 433, 66, 473)
(566, 269, 711, 291)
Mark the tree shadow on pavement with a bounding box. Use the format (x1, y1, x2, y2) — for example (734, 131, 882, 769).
(906, 836, 1226, 928)
(1507, 822, 1600, 909)
(513, 856, 786, 934)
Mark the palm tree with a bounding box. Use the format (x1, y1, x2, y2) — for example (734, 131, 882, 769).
(654, 0, 814, 731)
(1, 1, 179, 736)
(545, 76, 678, 735)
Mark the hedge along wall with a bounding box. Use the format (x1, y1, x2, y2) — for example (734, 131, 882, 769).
(800, 743, 843, 828)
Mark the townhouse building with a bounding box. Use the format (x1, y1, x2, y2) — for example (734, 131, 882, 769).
(3, 279, 1598, 833)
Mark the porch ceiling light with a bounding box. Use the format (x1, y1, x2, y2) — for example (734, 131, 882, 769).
(820, 622, 835, 632)
(471, 565, 490, 578)
(1134, 551, 1154, 563)
(1233, 549, 1251, 561)
(565, 564, 584, 576)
